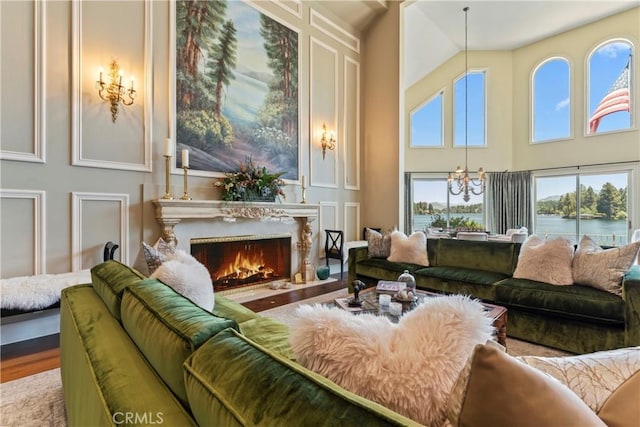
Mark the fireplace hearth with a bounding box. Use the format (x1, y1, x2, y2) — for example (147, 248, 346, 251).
(191, 234, 292, 292)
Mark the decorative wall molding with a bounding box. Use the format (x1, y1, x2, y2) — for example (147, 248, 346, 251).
(343, 56, 361, 190)
(71, 0, 152, 172)
(344, 202, 361, 242)
(273, 0, 302, 19)
(0, 1, 46, 163)
(309, 8, 359, 54)
(0, 189, 46, 275)
(71, 192, 129, 271)
(319, 201, 338, 257)
(309, 37, 339, 189)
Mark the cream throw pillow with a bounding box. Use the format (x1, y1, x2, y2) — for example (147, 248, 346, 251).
(513, 235, 574, 286)
(386, 231, 429, 266)
(572, 235, 640, 295)
(290, 295, 494, 426)
(446, 342, 606, 427)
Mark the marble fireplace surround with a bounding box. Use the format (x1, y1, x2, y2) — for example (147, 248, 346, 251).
(153, 200, 320, 282)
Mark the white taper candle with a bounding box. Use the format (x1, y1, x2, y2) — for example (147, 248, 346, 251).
(182, 149, 189, 168)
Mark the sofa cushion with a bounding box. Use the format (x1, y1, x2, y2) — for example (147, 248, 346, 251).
(434, 239, 517, 276)
(446, 342, 606, 427)
(213, 294, 261, 324)
(90, 260, 145, 321)
(121, 279, 238, 407)
(495, 277, 624, 324)
(365, 227, 392, 258)
(416, 266, 509, 286)
(355, 258, 423, 283)
(513, 235, 575, 286)
(387, 231, 429, 266)
(184, 328, 418, 427)
(236, 316, 294, 360)
(572, 235, 640, 296)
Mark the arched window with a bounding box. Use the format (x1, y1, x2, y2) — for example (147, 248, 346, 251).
(587, 39, 633, 135)
(454, 70, 486, 147)
(410, 90, 444, 147)
(531, 57, 570, 143)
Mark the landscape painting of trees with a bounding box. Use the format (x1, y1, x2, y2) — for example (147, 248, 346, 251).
(175, 0, 298, 179)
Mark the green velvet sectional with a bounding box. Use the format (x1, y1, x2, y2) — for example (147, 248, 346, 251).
(60, 260, 420, 426)
(348, 238, 640, 354)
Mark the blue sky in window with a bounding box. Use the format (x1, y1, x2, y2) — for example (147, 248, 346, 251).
(534, 59, 570, 141)
(454, 71, 485, 146)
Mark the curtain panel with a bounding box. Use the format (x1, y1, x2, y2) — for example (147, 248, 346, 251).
(486, 171, 533, 234)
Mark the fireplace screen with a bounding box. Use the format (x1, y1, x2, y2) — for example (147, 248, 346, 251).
(191, 234, 291, 292)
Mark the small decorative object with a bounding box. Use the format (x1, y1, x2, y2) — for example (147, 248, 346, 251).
(388, 301, 403, 316)
(180, 149, 191, 200)
(294, 272, 303, 284)
(301, 174, 307, 204)
(214, 157, 286, 202)
(316, 265, 330, 280)
(349, 280, 365, 307)
(379, 293, 391, 307)
(397, 270, 416, 294)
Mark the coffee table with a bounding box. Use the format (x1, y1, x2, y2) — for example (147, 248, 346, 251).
(334, 287, 508, 348)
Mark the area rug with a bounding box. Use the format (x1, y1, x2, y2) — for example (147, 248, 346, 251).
(0, 368, 66, 426)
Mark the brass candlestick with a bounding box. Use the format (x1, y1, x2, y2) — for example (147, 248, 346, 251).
(180, 166, 191, 200)
(161, 155, 173, 199)
(301, 181, 307, 204)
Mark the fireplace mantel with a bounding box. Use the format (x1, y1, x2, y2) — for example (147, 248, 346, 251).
(152, 199, 320, 282)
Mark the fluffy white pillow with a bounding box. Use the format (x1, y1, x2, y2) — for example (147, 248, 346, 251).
(513, 235, 574, 286)
(386, 231, 429, 266)
(572, 235, 640, 295)
(289, 295, 494, 426)
(151, 250, 214, 311)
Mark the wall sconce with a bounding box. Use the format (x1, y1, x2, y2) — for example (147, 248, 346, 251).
(321, 123, 336, 159)
(96, 60, 136, 123)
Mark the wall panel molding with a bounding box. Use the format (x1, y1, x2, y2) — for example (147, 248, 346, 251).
(309, 37, 339, 189)
(71, 0, 152, 172)
(343, 56, 361, 190)
(0, 1, 46, 163)
(309, 8, 359, 54)
(71, 192, 129, 271)
(344, 202, 360, 242)
(0, 189, 46, 275)
(273, 0, 302, 19)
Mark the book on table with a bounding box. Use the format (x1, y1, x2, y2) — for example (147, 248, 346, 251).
(375, 280, 407, 294)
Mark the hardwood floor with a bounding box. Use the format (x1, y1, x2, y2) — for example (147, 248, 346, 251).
(0, 275, 346, 383)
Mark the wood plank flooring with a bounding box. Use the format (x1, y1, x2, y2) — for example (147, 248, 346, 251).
(0, 275, 345, 383)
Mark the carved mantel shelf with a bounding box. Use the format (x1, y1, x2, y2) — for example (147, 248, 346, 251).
(152, 199, 320, 282)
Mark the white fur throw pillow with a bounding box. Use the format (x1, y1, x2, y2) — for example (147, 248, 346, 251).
(572, 235, 640, 295)
(513, 235, 575, 286)
(151, 250, 214, 311)
(386, 230, 429, 266)
(289, 295, 494, 426)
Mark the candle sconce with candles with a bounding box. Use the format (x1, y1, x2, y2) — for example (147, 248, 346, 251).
(96, 60, 136, 123)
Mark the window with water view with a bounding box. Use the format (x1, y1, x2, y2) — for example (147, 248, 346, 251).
(535, 172, 629, 246)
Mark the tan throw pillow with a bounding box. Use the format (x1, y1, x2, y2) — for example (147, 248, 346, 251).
(516, 346, 640, 425)
(446, 342, 606, 427)
(513, 235, 574, 286)
(365, 227, 392, 258)
(572, 235, 640, 295)
(290, 295, 494, 426)
(386, 231, 429, 266)
(132, 238, 175, 276)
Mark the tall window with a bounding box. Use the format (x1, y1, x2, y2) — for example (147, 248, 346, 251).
(454, 71, 486, 147)
(587, 39, 633, 135)
(411, 178, 484, 232)
(534, 171, 630, 245)
(532, 58, 570, 142)
(410, 91, 444, 147)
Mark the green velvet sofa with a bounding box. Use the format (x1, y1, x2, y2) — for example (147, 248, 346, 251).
(60, 260, 420, 426)
(348, 238, 640, 354)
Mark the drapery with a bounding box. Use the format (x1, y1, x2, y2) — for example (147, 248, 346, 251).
(486, 171, 533, 234)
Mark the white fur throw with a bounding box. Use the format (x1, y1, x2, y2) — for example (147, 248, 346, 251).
(151, 250, 214, 311)
(289, 295, 494, 425)
(513, 235, 575, 286)
(1, 270, 91, 310)
(386, 230, 429, 266)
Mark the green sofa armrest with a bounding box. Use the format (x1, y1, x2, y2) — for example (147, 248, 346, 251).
(623, 265, 640, 346)
(347, 246, 369, 291)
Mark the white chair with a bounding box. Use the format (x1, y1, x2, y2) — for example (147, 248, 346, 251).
(426, 228, 452, 239)
(456, 232, 488, 241)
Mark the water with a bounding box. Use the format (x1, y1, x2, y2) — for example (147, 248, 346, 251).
(413, 214, 629, 245)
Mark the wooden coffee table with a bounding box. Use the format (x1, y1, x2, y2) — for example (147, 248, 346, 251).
(334, 287, 508, 348)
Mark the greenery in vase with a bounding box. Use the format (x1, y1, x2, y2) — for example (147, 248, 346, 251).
(214, 157, 286, 202)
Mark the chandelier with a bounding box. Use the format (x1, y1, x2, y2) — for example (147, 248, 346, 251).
(448, 6, 485, 202)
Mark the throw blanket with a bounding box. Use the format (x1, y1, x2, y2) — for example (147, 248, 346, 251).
(1, 270, 91, 311)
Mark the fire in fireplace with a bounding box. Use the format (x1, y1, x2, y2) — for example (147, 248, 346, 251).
(191, 234, 292, 292)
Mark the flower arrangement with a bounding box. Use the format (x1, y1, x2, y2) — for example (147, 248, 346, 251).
(214, 157, 286, 202)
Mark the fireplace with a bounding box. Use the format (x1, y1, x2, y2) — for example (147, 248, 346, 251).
(191, 234, 292, 292)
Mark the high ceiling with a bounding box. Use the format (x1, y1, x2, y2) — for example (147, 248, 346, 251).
(403, 1, 639, 88)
